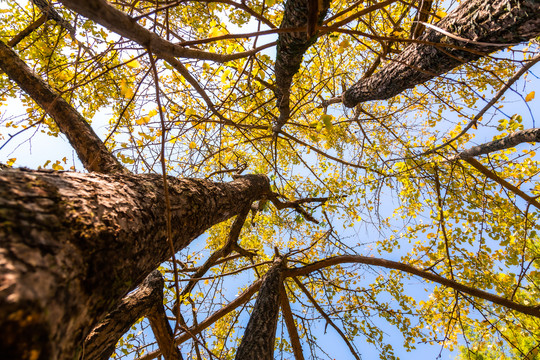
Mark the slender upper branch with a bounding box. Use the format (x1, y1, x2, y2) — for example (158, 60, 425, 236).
(137, 279, 263, 360)
(456, 128, 540, 159)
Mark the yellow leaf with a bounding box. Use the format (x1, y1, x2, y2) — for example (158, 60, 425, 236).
(321, 114, 334, 131)
(436, 10, 446, 18)
(52, 162, 64, 171)
(127, 58, 141, 69)
(427, 233, 436, 239)
(148, 109, 158, 117)
(120, 80, 134, 98)
(186, 108, 197, 116)
(136, 116, 150, 125)
(525, 91, 535, 102)
(208, 27, 226, 37)
(6, 158, 16, 166)
(339, 39, 350, 49)
(189, 141, 197, 149)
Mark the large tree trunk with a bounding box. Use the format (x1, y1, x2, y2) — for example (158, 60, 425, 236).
(342, 0, 540, 107)
(0, 169, 270, 360)
(234, 256, 284, 360)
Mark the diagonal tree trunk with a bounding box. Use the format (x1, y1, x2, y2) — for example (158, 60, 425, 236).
(0, 168, 270, 360)
(83, 270, 183, 360)
(234, 256, 285, 360)
(0, 41, 125, 174)
(342, 0, 540, 107)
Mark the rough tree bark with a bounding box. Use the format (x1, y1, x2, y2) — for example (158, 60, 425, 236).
(234, 256, 285, 360)
(0, 168, 270, 360)
(343, 0, 540, 107)
(83, 270, 182, 360)
(273, 0, 331, 133)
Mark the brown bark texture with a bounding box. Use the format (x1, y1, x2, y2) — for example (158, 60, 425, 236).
(273, 0, 331, 133)
(234, 257, 284, 360)
(343, 0, 540, 107)
(0, 168, 270, 360)
(83, 270, 182, 360)
(58, 0, 261, 63)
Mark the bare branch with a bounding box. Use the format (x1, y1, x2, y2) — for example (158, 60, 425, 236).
(137, 279, 263, 360)
(457, 128, 540, 159)
(8, 14, 47, 47)
(179, 205, 252, 299)
(414, 53, 540, 159)
(461, 158, 540, 211)
(269, 193, 331, 223)
(280, 282, 305, 360)
(293, 277, 362, 360)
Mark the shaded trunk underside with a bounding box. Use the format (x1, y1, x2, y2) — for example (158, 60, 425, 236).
(83, 270, 182, 360)
(0, 169, 270, 360)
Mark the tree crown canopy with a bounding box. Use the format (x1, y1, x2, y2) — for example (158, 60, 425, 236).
(1, 0, 540, 359)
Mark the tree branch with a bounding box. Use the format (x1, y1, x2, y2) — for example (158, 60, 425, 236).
(461, 157, 540, 210)
(292, 277, 361, 360)
(342, 0, 540, 107)
(269, 192, 331, 223)
(284, 255, 540, 318)
(178, 205, 253, 299)
(8, 14, 47, 47)
(137, 279, 263, 360)
(0, 40, 125, 174)
(58, 0, 269, 63)
(272, 0, 331, 133)
(456, 128, 540, 159)
(413, 53, 540, 159)
(235, 257, 285, 360)
(83, 271, 183, 360)
(279, 282, 305, 360)
(0, 169, 270, 359)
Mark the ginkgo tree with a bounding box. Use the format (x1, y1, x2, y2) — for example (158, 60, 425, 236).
(1, 0, 540, 359)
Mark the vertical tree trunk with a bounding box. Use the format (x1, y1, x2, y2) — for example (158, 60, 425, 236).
(0, 169, 270, 360)
(235, 257, 284, 360)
